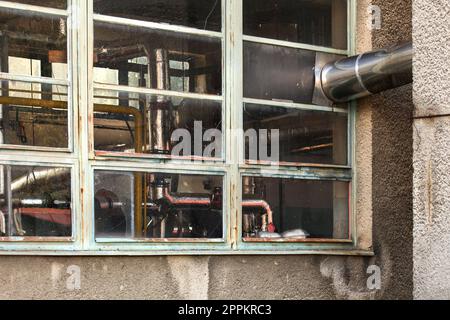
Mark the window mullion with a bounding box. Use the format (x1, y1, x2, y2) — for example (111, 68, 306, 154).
(225, 0, 243, 250)
(77, 0, 92, 250)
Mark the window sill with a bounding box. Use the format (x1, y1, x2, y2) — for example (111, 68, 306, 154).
(242, 238, 353, 244)
(0, 248, 374, 257)
(0, 237, 74, 243)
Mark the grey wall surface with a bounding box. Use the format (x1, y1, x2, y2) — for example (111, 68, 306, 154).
(413, 0, 450, 300)
(0, 0, 414, 300)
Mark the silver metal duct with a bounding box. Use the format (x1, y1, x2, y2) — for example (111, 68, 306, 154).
(320, 42, 413, 103)
(149, 48, 171, 154)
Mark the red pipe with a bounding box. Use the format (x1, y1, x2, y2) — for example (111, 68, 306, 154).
(242, 199, 275, 233)
(18, 208, 71, 226)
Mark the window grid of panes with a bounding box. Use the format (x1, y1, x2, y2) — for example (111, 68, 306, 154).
(237, 0, 354, 250)
(0, 0, 79, 247)
(0, 0, 357, 254)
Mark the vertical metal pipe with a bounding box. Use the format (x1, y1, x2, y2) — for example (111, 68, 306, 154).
(6, 166, 12, 237)
(150, 49, 171, 154)
(0, 35, 9, 147)
(242, 176, 256, 195)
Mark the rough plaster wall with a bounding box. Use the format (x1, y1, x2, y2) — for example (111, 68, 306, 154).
(413, 0, 450, 300)
(355, 0, 373, 251)
(369, 0, 414, 300)
(0, 0, 414, 300)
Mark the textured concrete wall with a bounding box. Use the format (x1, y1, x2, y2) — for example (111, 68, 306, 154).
(0, 0, 414, 300)
(413, 1, 450, 300)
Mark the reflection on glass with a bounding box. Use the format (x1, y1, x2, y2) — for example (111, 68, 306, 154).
(93, 89, 222, 157)
(0, 80, 69, 148)
(0, 165, 71, 237)
(244, 42, 344, 104)
(94, 21, 222, 95)
(244, 0, 347, 50)
(94, 0, 221, 32)
(244, 104, 348, 165)
(241, 177, 349, 240)
(5, 1, 67, 9)
(94, 170, 223, 239)
(0, 8, 68, 80)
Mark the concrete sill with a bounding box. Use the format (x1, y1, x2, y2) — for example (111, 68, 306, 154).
(0, 249, 375, 257)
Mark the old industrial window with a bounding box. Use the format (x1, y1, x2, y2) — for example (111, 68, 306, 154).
(0, 0, 356, 253)
(0, 0, 74, 245)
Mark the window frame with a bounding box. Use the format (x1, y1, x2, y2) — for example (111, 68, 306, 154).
(0, 0, 75, 153)
(0, 0, 369, 256)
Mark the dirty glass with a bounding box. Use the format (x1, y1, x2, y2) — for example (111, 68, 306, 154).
(0, 165, 72, 237)
(93, 89, 222, 158)
(94, 0, 221, 32)
(94, 170, 223, 239)
(94, 21, 222, 95)
(0, 8, 68, 80)
(244, 42, 345, 104)
(241, 177, 349, 240)
(244, 104, 348, 165)
(0, 80, 69, 148)
(5, 1, 67, 9)
(244, 0, 347, 50)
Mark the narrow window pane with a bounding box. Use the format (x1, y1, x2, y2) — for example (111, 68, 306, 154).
(94, 0, 221, 32)
(93, 89, 222, 158)
(94, 22, 222, 95)
(94, 170, 223, 240)
(0, 8, 68, 80)
(0, 80, 69, 148)
(244, 42, 344, 104)
(0, 165, 71, 238)
(4, 1, 67, 9)
(244, 0, 347, 50)
(244, 104, 348, 165)
(242, 177, 349, 240)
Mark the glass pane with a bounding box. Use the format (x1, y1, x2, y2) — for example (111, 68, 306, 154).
(244, 0, 347, 50)
(94, 0, 221, 32)
(0, 165, 71, 237)
(244, 41, 344, 104)
(0, 8, 68, 80)
(5, 1, 67, 9)
(94, 170, 223, 240)
(244, 104, 348, 165)
(94, 89, 222, 158)
(94, 22, 222, 95)
(0, 80, 68, 148)
(241, 177, 349, 240)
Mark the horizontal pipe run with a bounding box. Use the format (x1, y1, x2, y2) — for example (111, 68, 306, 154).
(320, 42, 413, 103)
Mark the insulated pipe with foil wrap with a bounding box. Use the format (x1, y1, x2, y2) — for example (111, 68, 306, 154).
(319, 42, 413, 103)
